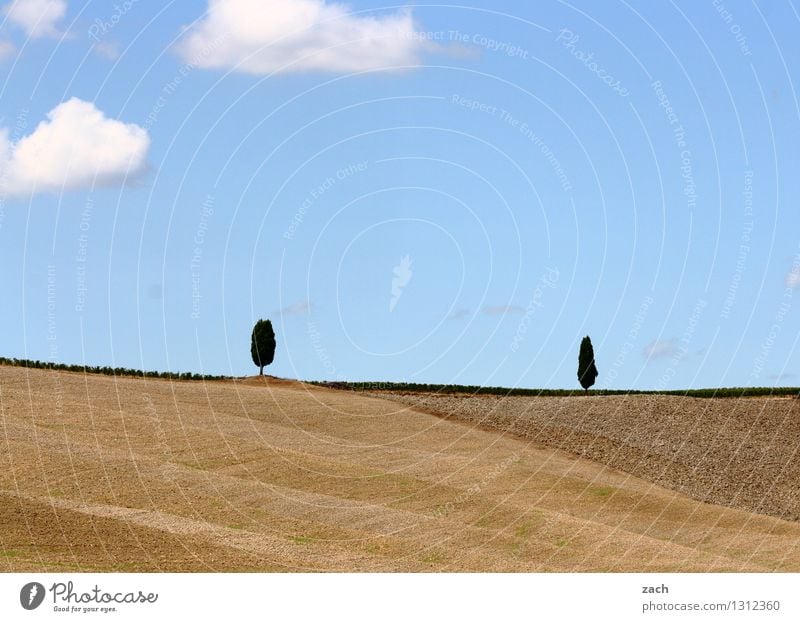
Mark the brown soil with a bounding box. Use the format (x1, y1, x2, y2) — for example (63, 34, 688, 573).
(1, 365, 799, 572)
(373, 392, 800, 522)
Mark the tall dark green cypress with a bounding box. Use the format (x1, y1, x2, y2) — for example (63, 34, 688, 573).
(251, 319, 276, 375)
(577, 335, 598, 394)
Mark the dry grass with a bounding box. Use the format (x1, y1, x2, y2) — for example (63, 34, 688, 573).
(375, 392, 800, 522)
(1, 365, 799, 571)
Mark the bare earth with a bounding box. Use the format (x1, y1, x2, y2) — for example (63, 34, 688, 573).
(1, 366, 799, 572)
(375, 392, 800, 522)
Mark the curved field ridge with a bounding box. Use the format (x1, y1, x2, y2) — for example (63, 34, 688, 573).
(1, 366, 799, 571)
(375, 392, 800, 522)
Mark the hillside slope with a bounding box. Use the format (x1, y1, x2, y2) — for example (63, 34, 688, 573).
(374, 392, 800, 522)
(1, 366, 799, 571)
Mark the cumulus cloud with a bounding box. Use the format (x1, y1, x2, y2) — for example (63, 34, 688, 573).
(0, 39, 16, 60)
(0, 97, 150, 196)
(483, 305, 525, 316)
(177, 0, 426, 75)
(3, 0, 67, 38)
(643, 339, 680, 360)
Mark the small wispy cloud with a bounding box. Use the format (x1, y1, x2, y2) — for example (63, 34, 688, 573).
(0, 39, 16, 61)
(482, 305, 525, 316)
(277, 300, 313, 316)
(93, 40, 120, 60)
(447, 308, 471, 321)
(768, 372, 795, 381)
(643, 339, 679, 360)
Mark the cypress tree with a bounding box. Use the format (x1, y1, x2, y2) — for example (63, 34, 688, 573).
(250, 319, 276, 376)
(577, 335, 598, 395)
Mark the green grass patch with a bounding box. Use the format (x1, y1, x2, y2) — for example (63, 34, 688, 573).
(422, 552, 444, 564)
(514, 522, 535, 538)
(590, 486, 616, 498)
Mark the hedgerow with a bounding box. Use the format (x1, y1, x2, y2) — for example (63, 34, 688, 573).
(308, 381, 800, 399)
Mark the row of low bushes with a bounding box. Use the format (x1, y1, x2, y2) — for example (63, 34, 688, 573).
(0, 357, 229, 382)
(308, 380, 800, 399)
(2, 358, 797, 398)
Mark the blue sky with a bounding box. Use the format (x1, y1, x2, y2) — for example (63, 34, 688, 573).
(0, 0, 799, 390)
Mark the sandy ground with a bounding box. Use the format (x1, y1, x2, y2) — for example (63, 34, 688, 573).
(1, 365, 799, 572)
(374, 392, 800, 522)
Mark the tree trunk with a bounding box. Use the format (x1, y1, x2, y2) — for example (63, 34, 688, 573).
(259, 365, 264, 376)
(585, 388, 588, 396)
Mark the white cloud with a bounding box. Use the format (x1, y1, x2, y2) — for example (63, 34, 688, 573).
(93, 40, 120, 60)
(0, 97, 150, 196)
(0, 39, 16, 60)
(177, 0, 426, 75)
(786, 264, 800, 289)
(643, 339, 679, 360)
(3, 0, 67, 38)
